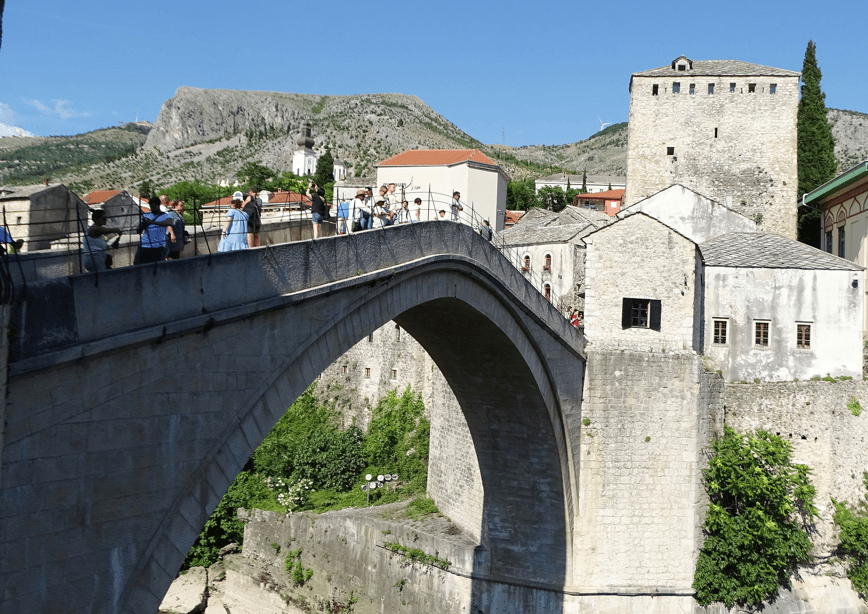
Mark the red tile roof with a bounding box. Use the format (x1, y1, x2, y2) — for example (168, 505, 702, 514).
(378, 149, 498, 167)
(574, 189, 625, 201)
(82, 190, 121, 204)
(201, 192, 311, 208)
(505, 210, 525, 227)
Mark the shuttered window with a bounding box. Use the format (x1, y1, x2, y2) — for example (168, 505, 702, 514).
(622, 298, 661, 331)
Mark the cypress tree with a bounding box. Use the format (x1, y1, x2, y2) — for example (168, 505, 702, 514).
(313, 149, 335, 187)
(581, 169, 587, 194)
(797, 40, 837, 247)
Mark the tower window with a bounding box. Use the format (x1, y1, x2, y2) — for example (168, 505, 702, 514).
(713, 319, 728, 345)
(748, 83, 756, 93)
(729, 82, 736, 93)
(689, 83, 695, 95)
(621, 298, 662, 331)
(667, 146, 675, 156)
(342, 365, 348, 374)
(714, 128, 718, 138)
(368, 333, 374, 343)
(652, 84, 659, 96)
(672, 82, 681, 93)
(677, 64, 686, 71)
(391, 369, 397, 380)
(708, 83, 714, 94)
(796, 324, 811, 350)
(770, 83, 777, 94)
(755, 321, 770, 347)
(364, 368, 371, 379)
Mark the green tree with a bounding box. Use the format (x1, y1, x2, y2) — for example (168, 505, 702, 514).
(313, 149, 335, 188)
(537, 186, 568, 212)
(139, 178, 154, 199)
(832, 472, 868, 598)
(581, 170, 587, 194)
(237, 161, 275, 190)
(693, 427, 818, 608)
(506, 178, 540, 211)
(797, 40, 837, 247)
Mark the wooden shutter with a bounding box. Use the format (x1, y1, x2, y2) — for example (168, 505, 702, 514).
(650, 300, 662, 331)
(621, 298, 632, 329)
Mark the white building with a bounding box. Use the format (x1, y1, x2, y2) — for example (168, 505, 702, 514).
(333, 159, 347, 182)
(535, 173, 625, 194)
(582, 185, 864, 381)
(375, 149, 509, 231)
(292, 121, 317, 176)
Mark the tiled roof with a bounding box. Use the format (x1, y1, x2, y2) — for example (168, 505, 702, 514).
(700, 233, 863, 270)
(633, 59, 799, 78)
(378, 149, 498, 167)
(500, 206, 610, 246)
(504, 210, 525, 226)
(268, 192, 311, 205)
(83, 190, 121, 204)
(575, 189, 625, 201)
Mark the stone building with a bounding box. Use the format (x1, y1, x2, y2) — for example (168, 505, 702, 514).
(583, 186, 864, 380)
(625, 55, 800, 239)
(498, 205, 610, 311)
(0, 182, 90, 251)
(83, 189, 148, 233)
(534, 172, 625, 194)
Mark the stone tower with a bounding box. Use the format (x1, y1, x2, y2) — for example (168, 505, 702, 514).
(625, 55, 800, 238)
(292, 121, 318, 176)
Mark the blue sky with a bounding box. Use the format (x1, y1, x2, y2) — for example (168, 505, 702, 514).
(1, 0, 865, 146)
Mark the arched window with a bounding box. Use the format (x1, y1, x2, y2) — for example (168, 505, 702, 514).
(522, 254, 531, 272)
(543, 253, 552, 271)
(544, 284, 551, 301)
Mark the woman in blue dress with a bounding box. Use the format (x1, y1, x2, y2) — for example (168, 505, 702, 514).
(218, 198, 249, 252)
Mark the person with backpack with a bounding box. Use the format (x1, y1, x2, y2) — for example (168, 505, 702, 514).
(134, 196, 175, 265)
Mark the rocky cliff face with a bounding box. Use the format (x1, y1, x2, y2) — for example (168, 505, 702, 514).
(829, 108, 868, 169)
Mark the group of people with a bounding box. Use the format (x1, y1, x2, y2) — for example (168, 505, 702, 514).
(82, 194, 187, 271)
(569, 309, 584, 328)
(331, 184, 493, 241)
(218, 188, 263, 252)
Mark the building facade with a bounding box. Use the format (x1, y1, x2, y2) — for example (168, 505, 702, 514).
(534, 173, 625, 194)
(292, 121, 318, 176)
(625, 55, 800, 238)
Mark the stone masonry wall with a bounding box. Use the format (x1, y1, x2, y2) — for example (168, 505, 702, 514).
(626, 74, 799, 239)
(724, 380, 868, 555)
(574, 350, 721, 593)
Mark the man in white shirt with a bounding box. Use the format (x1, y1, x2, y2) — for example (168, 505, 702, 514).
(371, 197, 389, 229)
(396, 200, 411, 224)
(411, 197, 422, 222)
(350, 188, 367, 233)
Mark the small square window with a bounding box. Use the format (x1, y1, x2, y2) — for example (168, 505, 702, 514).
(714, 127, 718, 139)
(391, 369, 397, 380)
(755, 321, 770, 347)
(825, 230, 833, 253)
(621, 298, 661, 331)
(770, 83, 777, 94)
(689, 83, 695, 95)
(672, 82, 681, 93)
(729, 82, 736, 93)
(713, 320, 728, 345)
(748, 83, 756, 93)
(708, 83, 715, 95)
(677, 64, 686, 71)
(364, 367, 371, 379)
(652, 84, 659, 96)
(342, 365, 348, 375)
(796, 324, 811, 349)
(667, 146, 675, 156)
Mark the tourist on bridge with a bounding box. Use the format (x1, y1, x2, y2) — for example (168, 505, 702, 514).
(336, 200, 350, 235)
(309, 185, 328, 239)
(242, 188, 262, 247)
(351, 189, 370, 232)
(165, 200, 186, 260)
(82, 209, 123, 272)
(479, 219, 493, 241)
(371, 197, 389, 229)
(0, 226, 24, 254)
(396, 200, 412, 224)
(412, 197, 422, 222)
(218, 198, 249, 252)
(450, 191, 464, 222)
(134, 196, 176, 265)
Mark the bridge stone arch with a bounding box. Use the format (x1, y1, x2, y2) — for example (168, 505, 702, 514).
(1, 224, 585, 614)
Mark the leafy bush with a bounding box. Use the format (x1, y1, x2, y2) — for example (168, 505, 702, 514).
(832, 472, 868, 597)
(848, 397, 863, 417)
(693, 427, 818, 608)
(383, 540, 451, 569)
(404, 496, 440, 520)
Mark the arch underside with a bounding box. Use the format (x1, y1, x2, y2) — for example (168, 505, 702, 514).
(1, 260, 581, 614)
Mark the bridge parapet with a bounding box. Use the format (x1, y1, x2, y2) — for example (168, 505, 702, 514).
(9, 221, 580, 372)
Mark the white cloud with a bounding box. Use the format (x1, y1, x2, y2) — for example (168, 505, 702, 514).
(0, 102, 15, 124)
(0, 123, 36, 138)
(22, 97, 90, 119)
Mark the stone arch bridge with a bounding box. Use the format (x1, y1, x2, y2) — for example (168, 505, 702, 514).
(0, 222, 589, 614)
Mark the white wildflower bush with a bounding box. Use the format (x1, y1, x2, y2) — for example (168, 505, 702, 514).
(266, 477, 314, 511)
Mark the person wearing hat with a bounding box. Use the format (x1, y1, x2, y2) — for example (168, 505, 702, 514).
(350, 188, 367, 233)
(371, 196, 389, 229)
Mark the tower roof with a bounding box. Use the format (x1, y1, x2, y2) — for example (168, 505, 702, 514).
(632, 59, 799, 78)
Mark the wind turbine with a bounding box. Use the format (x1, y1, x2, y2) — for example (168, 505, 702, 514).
(597, 116, 612, 132)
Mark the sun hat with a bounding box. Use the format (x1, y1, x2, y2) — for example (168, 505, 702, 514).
(233, 191, 244, 200)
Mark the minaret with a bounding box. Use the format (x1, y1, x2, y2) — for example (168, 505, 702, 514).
(292, 121, 318, 176)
